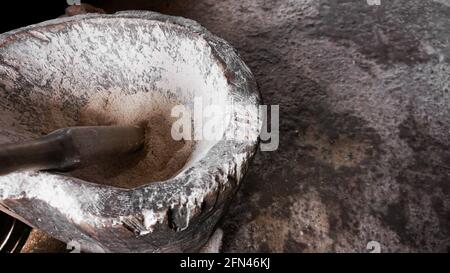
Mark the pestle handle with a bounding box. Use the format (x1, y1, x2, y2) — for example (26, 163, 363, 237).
(0, 126, 145, 176)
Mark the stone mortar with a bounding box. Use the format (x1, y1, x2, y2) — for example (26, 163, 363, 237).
(0, 11, 261, 252)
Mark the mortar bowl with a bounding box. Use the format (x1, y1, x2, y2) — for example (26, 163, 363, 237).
(0, 11, 261, 252)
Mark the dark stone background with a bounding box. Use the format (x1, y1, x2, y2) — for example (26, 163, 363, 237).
(6, 0, 450, 252)
(96, 0, 449, 253)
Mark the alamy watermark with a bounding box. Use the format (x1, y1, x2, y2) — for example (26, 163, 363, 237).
(67, 0, 81, 5)
(366, 0, 381, 6)
(67, 240, 81, 253)
(366, 241, 381, 253)
(170, 98, 279, 152)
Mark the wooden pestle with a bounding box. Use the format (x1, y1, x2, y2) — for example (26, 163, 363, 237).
(0, 126, 145, 176)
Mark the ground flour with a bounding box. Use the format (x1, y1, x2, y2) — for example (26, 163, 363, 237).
(68, 90, 194, 189)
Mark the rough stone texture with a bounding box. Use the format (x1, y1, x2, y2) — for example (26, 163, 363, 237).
(21, 229, 67, 253)
(87, 0, 450, 252)
(0, 11, 260, 252)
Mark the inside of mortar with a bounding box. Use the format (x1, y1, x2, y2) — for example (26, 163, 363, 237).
(0, 18, 230, 189)
(68, 90, 195, 189)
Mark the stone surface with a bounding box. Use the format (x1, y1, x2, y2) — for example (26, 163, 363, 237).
(21, 229, 67, 253)
(0, 11, 260, 252)
(87, 0, 450, 252)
